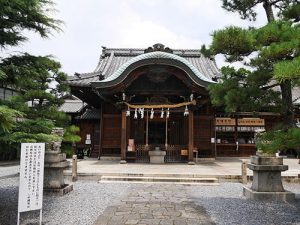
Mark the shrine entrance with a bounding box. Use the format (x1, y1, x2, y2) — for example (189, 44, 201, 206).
(148, 121, 165, 145)
(128, 110, 189, 163)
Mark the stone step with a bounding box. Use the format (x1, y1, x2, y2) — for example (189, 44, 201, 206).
(100, 175, 219, 184)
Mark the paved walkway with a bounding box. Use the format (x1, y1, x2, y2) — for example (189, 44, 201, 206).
(65, 157, 300, 178)
(93, 184, 215, 225)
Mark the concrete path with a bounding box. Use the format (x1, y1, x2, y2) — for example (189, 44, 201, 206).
(93, 184, 215, 225)
(65, 157, 300, 179)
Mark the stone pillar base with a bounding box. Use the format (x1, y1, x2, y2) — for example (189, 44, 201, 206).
(243, 186, 295, 202)
(149, 151, 166, 164)
(44, 183, 73, 196)
(120, 160, 127, 164)
(188, 161, 195, 165)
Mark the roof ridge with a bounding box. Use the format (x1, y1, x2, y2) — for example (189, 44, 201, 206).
(68, 73, 100, 81)
(104, 47, 202, 52)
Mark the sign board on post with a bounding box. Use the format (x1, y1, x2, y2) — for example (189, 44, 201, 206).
(215, 118, 236, 126)
(18, 143, 45, 225)
(238, 118, 265, 126)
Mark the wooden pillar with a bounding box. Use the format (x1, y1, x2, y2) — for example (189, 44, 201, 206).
(188, 110, 194, 164)
(146, 110, 149, 147)
(120, 110, 127, 163)
(165, 117, 168, 148)
(98, 105, 103, 160)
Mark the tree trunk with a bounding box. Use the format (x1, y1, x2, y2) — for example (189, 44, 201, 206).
(263, 0, 275, 22)
(280, 80, 295, 128)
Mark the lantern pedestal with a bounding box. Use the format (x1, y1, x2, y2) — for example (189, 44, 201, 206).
(243, 156, 295, 201)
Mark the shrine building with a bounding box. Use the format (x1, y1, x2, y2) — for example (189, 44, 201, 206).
(66, 43, 280, 163)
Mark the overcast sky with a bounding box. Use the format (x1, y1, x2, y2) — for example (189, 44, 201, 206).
(3, 0, 267, 75)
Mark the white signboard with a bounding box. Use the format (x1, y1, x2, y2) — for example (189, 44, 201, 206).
(18, 143, 45, 213)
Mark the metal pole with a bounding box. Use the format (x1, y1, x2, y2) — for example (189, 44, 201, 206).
(39, 209, 43, 225)
(17, 212, 20, 225)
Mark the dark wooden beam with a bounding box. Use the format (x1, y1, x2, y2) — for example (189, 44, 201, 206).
(92, 87, 112, 103)
(98, 105, 103, 159)
(120, 110, 127, 163)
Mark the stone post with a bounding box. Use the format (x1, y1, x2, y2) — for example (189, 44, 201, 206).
(44, 128, 73, 196)
(72, 155, 78, 182)
(241, 160, 247, 184)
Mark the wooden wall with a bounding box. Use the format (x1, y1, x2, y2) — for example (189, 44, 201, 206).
(101, 114, 121, 156)
(194, 115, 214, 157)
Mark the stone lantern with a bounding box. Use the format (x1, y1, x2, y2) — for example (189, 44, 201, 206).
(44, 128, 73, 195)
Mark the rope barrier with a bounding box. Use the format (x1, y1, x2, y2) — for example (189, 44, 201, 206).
(124, 100, 196, 109)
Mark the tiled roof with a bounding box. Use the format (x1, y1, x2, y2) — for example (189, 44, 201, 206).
(67, 45, 221, 87)
(80, 108, 101, 120)
(97, 51, 215, 86)
(59, 100, 86, 113)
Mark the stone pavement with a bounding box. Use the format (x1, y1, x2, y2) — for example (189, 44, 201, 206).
(93, 184, 215, 225)
(64, 157, 300, 179)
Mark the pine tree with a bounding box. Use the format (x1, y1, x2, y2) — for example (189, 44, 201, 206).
(206, 0, 300, 154)
(208, 0, 300, 128)
(0, 0, 79, 157)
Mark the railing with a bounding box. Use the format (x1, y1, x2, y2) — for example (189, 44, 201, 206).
(136, 145, 150, 163)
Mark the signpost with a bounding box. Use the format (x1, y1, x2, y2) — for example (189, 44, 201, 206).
(17, 143, 45, 225)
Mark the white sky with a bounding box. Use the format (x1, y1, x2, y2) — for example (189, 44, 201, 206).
(2, 0, 267, 75)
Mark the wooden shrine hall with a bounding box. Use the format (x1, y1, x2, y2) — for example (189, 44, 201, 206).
(67, 43, 271, 163)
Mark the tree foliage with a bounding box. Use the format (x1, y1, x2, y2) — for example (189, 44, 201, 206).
(222, 0, 299, 22)
(0, 0, 80, 156)
(1, 53, 69, 123)
(207, 0, 300, 153)
(0, 0, 61, 48)
(256, 128, 300, 155)
(208, 66, 281, 112)
(208, 1, 300, 127)
(0, 105, 23, 132)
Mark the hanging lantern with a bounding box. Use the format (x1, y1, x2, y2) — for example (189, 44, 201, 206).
(166, 108, 170, 118)
(150, 108, 154, 119)
(140, 108, 144, 119)
(184, 106, 189, 116)
(126, 107, 130, 117)
(160, 108, 164, 118)
(122, 93, 126, 101)
(134, 108, 138, 119)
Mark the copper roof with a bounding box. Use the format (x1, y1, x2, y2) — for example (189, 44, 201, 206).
(67, 44, 221, 87)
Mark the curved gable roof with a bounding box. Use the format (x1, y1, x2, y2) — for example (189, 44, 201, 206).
(91, 51, 216, 88)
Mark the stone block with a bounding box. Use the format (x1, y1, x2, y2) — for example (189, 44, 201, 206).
(248, 164, 288, 171)
(149, 151, 166, 164)
(44, 183, 73, 196)
(243, 186, 295, 202)
(250, 155, 283, 165)
(45, 152, 66, 163)
(44, 160, 70, 168)
(251, 170, 285, 192)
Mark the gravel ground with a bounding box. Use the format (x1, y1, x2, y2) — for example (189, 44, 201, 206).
(188, 183, 300, 225)
(0, 177, 131, 225)
(1, 164, 299, 225)
(0, 165, 19, 178)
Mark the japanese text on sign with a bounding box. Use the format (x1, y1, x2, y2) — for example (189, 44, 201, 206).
(18, 143, 45, 212)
